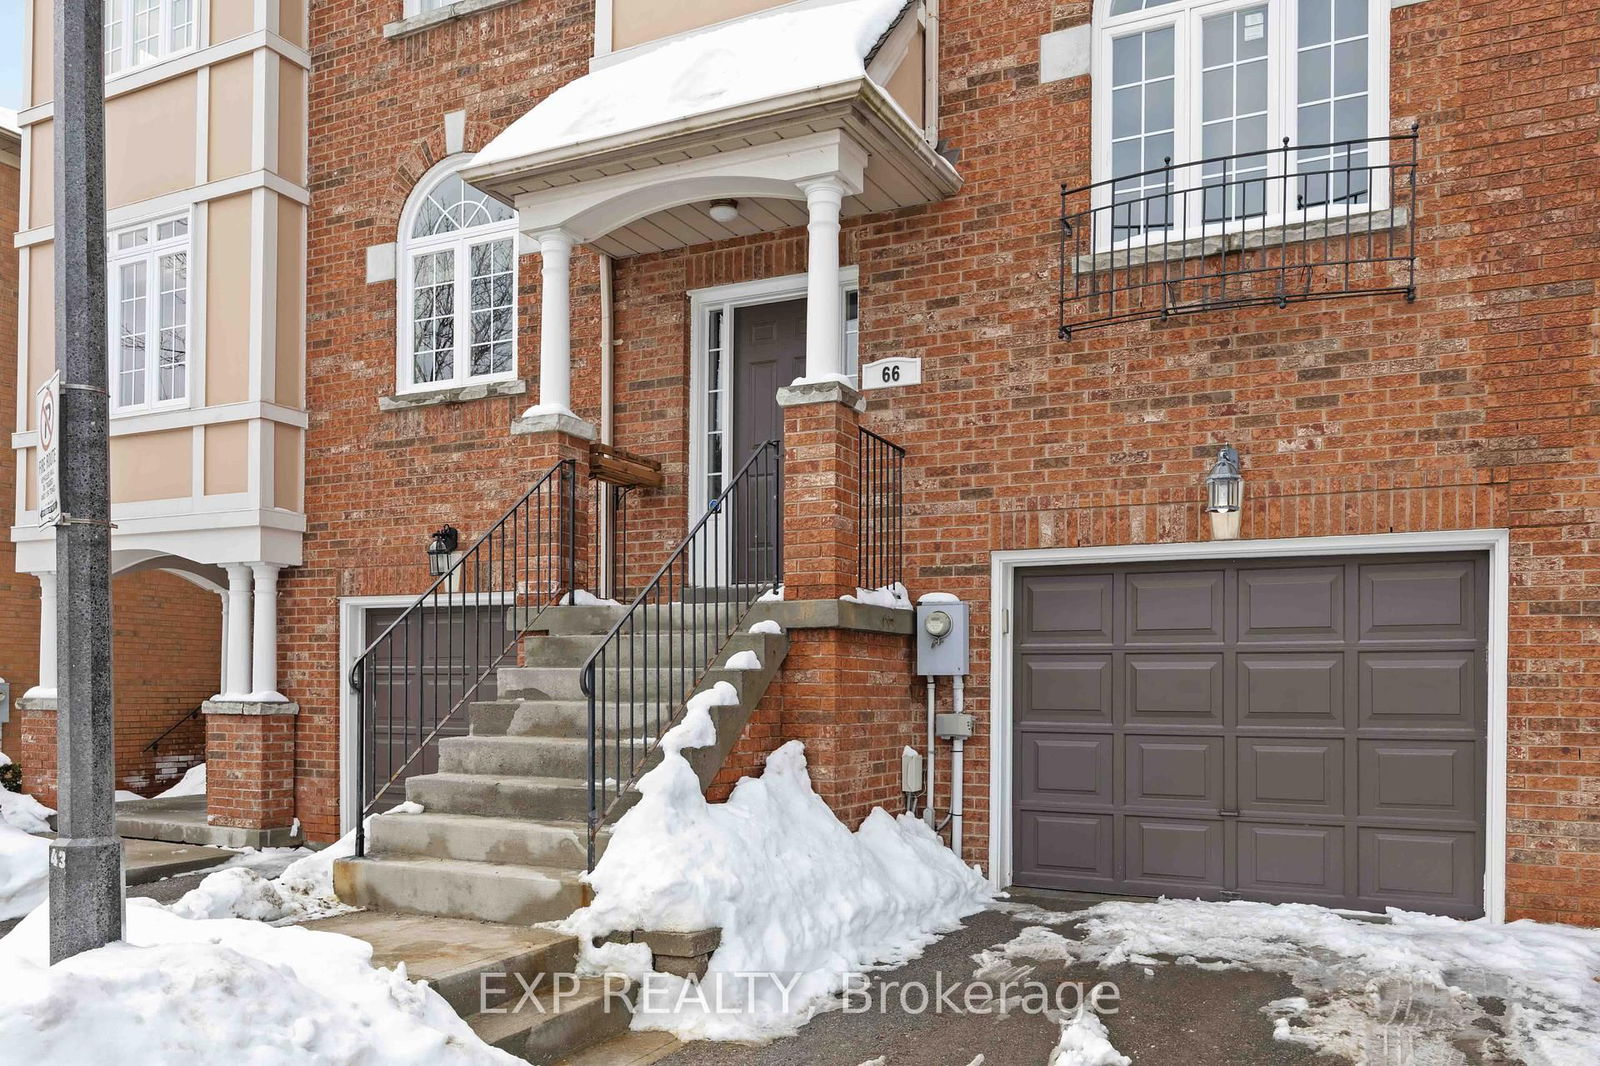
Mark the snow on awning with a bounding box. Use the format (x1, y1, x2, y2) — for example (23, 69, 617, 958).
(473, 0, 913, 169)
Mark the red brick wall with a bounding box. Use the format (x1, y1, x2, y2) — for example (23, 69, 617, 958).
(207, 712, 296, 830)
(298, 0, 1600, 924)
(0, 150, 36, 756)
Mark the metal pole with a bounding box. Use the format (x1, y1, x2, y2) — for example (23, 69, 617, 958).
(50, 0, 123, 961)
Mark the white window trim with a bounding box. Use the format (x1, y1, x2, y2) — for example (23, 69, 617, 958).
(686, 269, 861, 526)
(108, 211, 193, 416)
(104, 0, 202, 82)
(1090, 0, 1392, 247)
(395, 155, 522, 397)
(986, 529, 1511, 924)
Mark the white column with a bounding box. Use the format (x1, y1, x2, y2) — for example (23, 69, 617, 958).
(800, 177, 847, 383)
(536, 231, 574, 414)
(250, 563, 283, 700)
(224, 563, 253, 698)
(27, 572, 57, 697)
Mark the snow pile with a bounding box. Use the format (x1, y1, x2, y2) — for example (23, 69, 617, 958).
(0, 782, 55, 834)
(156, 762, 207, 798)
(0, 900, 520, 1065)
(842, 582, 912, 609)
(562, 589, 623, 607)
(748, 619, 784, 635)
(561, 688, 993, 1042)
(1048, 1012, 1130, 1066)
(1053, 898, 1600, 1066)
(475, 0, 909, 166)
(723, 650, 762, 671)
(0, 823, 49, 921)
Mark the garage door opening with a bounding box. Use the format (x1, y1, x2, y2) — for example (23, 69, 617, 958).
(1011, 553, 1488, 919)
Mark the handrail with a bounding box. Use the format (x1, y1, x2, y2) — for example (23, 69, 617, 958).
(143, 704, 202, 754)
(581, 440, 782, 868)
(856, 426, 906, 595)
(350, 458, 577, 856)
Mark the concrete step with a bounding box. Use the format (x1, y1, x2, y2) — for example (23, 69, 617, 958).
(367, 811, 606, 869)
(522, 631, 742, 669)
(498, 666, 693, 702)
(406, 772, 588, 821)
(513, 599, 775, 636)
(439, 735, 598, 779)
(468, 977, 633, 1065)
(333, 855, 584, 925)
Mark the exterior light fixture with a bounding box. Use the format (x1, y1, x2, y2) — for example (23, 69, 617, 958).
(708, 199, 740, 224)
(427, 525, 461, 578)
(1204, 446, 1244, 541)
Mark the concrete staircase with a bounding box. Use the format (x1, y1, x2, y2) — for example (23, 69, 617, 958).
(333, 601, 787, 1060)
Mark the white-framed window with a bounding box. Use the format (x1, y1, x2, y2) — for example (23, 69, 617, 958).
(108, 214, 190, 413)
(104, 0, 197, 77)
(404, 0, 456, 14)
(396, 161, 520, 394)
(1094, 0, 1388, 242)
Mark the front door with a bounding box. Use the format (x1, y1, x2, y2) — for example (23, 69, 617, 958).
(727, 299, 805, 583)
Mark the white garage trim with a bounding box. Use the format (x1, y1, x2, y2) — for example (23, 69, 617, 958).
(987, 528, 1511, 923)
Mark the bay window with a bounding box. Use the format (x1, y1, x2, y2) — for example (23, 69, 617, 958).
(104, 0, 196, 76)
(109, 215, 190, 413)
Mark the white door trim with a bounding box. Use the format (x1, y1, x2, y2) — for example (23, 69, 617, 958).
(986, 528, 1512, 923)
(685, 267, 859, 525)
(337, 592, 515, 834)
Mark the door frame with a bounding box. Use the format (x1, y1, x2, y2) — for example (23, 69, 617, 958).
(337, 592, 515, 834)
(987, 528, 1512, 922)
(686, 267, 860, 526)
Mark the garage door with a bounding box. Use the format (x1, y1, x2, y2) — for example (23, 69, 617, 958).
(1012, 554, 1487, 918)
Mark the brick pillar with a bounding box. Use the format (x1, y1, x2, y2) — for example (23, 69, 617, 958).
(203, 700, 298, 830)
(15, 697, 58, 807)
(512, 411, 596, 595)
(777, 380, 863, 601)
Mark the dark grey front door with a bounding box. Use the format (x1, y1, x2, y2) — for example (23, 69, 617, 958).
(365, 605, 502, 811)
(729, 299, 804, 581)
(1013, 554, 1488, 918)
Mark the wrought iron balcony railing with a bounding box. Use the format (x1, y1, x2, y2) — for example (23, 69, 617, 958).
(1059, 128, 1419, 338)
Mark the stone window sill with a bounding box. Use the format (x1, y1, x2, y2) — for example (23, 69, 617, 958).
(384, 0, 525, 40)
(379, 378, 527, 412)
(1072, 206, 1409, 275)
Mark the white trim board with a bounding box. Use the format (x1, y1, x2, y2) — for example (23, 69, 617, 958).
(985, 528, 1512, 924)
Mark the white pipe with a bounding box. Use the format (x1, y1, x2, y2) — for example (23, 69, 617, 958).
(951, 674, 965, 856)
(924, 675, 936, 827)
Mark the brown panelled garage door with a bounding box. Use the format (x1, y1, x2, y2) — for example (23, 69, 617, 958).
(1013, 554, 1487, 918)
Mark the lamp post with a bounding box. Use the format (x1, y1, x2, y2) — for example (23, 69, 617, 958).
(1204, 445, 1244, 541)
(50, 0, 123, 961)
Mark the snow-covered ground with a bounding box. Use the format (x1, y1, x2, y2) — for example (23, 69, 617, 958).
(993, 897, 1600, 1066)
(0, 900, 519, 1065)
(0, 755, 55, 920)
(155, 762, 207, 798)
(561, 683, 995, 1042)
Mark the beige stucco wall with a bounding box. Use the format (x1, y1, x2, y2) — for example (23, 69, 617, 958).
(276, 201, 305, 408)
(210, 56, 256, 182)
(273, 426, 302, 512)
(29, 0, 51, 107)
(111, 430, 192, 503)
(206, 193, 254, 406)
(107, 74, 199, 209)
(610, 0, 791, 51)
(25, 244, 53, 428)
(277, 63, 307, 188)
(204, 422, 250, 496)
(884, 27, 926, 128)
(211, 0, 257, 45)
(278, 0, 307, 49)
(28, 119, 51, 224)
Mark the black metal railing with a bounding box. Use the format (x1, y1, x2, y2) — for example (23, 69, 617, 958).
(588, 442, 665, 602)
(350, 459, 577, 856)
(857, 426, 905, 595)
(581, 440, 783, 867)
(1059, 128, 1419, 337)
(143, 704, 202, 753)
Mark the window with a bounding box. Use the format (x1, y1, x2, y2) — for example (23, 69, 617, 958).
(398, 165, 520, 394)
(104, 0, 196, 76)
(109, 215, 190, 413)
(1096, 0, 1386, 240)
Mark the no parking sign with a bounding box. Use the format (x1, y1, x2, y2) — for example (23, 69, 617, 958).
(36, 372, 59, 527)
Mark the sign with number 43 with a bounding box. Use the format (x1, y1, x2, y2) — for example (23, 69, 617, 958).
(861, 356, 922, 391)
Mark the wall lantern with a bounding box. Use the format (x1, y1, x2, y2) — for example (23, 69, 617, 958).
(427, 525, 461, 578)
(1204, 446, 1243, 541)
(708, 199, 740, 224)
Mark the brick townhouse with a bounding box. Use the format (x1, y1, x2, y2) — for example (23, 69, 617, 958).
(12, 0, 1600, 927)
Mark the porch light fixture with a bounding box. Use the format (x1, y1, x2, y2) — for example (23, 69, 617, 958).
(708, 199, 740, 224)
(427, 525, 461, 578)
(1204, 446, 1244, 541)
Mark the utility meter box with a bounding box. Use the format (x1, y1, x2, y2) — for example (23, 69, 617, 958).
(0, 679, 8, 725)
(915, 596, 969, 676)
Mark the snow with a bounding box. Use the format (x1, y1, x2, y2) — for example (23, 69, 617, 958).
(748, 619, 784, 635)
(757, 584, 785, 602)
(1048, 1012, 1130, 1066)
(0, 900, 521, 1065)
(917, 592, 961, 604)
(474, 0, 909, 167)
(0, 768, 55, 921)
(723, 650, 762, 671)
(0, 108, 17, 137)
(560, 684, 994, 1042)
(153, 762, 208, 799)
(167, 818, 378, 925)
(1006, 898, 1600, 1066)
(114, 790, 144, 802)
(842, 582, 912, 609)
(0, 783, 55, 834)
(562, 589, 624, 607)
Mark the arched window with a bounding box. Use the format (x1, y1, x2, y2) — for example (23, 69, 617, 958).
(398, 161, 520, 393)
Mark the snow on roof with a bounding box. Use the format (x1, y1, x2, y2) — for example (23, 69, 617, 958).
(474, 0, 911, 169)
(0, 108, 19, 139)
